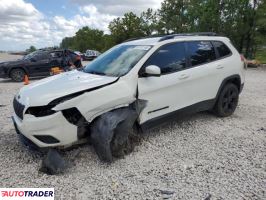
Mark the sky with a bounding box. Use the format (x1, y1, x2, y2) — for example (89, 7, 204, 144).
(0, 0, 163, 51)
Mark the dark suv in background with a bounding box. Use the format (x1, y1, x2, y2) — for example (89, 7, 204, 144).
(0, 49, 82, 82)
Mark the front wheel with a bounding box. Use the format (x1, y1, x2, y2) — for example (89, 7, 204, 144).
(90, 108, 139, 162)
(214, 83, 239, 117)
(10, 68, 25, 82)
(111, 125, 139, 158)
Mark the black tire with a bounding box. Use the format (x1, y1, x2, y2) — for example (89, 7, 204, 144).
(90, 108, 140, 162)
(214, 83, 239, 117)
(111, 124, 139, 158)
(10, 68, 25, 82)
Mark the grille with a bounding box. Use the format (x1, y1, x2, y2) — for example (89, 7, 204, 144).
(13, 97, 25, 120)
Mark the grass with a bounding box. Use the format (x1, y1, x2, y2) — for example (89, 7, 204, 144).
(255, 48, 266, 64)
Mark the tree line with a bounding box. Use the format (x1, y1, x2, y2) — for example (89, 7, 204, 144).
(60, 0, 266, 59)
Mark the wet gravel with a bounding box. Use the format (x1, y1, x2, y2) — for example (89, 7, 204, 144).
(0, 67, 265, 199)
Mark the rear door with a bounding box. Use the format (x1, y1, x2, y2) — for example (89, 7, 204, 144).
(184, 40, 221, 102)
(50, 51, 63, 67)
(212, 41, 234, 81)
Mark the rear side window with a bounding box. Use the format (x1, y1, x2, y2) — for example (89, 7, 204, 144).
(212, 41, 231, 58)
(144, 42, 186, 74)
(50, 51, 63, 58)
(187, 41, 216, 67)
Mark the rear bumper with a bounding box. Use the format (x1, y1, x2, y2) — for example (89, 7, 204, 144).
(12, 111, 78, 148)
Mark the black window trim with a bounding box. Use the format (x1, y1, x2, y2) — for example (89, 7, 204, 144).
(139, 41, 189, 77)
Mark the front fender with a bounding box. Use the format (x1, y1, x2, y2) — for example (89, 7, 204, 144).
(53, 79, 137, 123)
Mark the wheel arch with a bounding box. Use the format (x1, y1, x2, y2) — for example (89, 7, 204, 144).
(88, 99, 146, 132)
(215, 74, 241, 100)
(88, 104, 132, 125)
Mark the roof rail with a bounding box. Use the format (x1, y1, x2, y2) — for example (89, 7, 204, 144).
(123, 34, 164, 43)
(124, 37, 140, 42)
(158, 32, 218, 42)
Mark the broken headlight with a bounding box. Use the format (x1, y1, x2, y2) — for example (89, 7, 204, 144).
(25, 105, 56, 117)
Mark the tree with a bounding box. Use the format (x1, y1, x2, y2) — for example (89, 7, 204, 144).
(140, 8, 159, 35)
(158, 0, 190, 34)
(61, 37, 75, 49)
(27, 46, 37, 53)
(59, 0, 265, 57)
(109, 12, 146, 44)
(60, 27, 108, 52)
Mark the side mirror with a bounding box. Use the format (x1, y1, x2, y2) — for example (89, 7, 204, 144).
(145, 65, 161, 77)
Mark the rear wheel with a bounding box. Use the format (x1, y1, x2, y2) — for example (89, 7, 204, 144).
(10, 68, 25, 82)
(214, 83, 239, 117)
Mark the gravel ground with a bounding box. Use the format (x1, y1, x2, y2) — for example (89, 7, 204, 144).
(0, 54, 265, 199)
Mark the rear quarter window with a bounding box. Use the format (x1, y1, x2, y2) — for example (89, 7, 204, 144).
(212, 41, 232, 58)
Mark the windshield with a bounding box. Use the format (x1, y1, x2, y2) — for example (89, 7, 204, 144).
(83, 45, 151, 77)
(23, 51, 39, 60)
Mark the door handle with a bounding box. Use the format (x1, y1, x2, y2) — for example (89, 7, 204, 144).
(179, 74, 189, 80)
(216, 64, 224, 69)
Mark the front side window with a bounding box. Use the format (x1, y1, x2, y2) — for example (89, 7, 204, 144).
(143, 42, 186, 74)
(212, 41, 231, 58)
(84, 45, 151, 77)
(187, 41, 216, 67)
(36, 52, 49, 60)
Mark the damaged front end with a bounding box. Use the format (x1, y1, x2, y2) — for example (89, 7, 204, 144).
(14, 99, 147, 175)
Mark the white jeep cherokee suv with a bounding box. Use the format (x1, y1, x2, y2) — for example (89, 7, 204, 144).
(12, 33, 245, 161)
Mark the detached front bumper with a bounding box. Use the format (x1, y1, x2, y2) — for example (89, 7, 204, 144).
(12, 111, 78, 148)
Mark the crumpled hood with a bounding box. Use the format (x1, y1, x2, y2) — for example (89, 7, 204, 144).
(17, 70, 118, 107)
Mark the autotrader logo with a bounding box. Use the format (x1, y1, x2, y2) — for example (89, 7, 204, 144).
(0, 188, 54, 200)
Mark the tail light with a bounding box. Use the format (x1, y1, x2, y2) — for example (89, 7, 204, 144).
(76, 55, 81, 60)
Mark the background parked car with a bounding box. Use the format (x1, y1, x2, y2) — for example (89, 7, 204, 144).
(0, 49, 81, 82)
(84, 50, 100, 61)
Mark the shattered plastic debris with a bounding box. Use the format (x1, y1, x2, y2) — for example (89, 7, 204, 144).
(39, 149, 66, 175)
(90, 99, 147, 162)
(18, 133, 41, 152)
